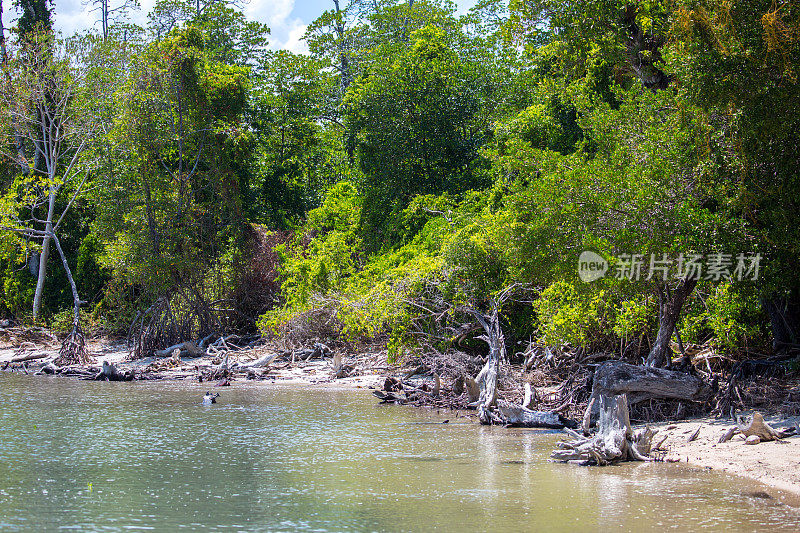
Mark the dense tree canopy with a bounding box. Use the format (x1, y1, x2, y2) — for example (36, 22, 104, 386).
(0, 0, 797, 365)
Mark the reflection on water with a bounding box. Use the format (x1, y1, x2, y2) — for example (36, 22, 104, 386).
(0, 373, 798, 532)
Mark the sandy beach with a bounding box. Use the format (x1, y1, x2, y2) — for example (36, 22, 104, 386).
(651, 415, 800, 498)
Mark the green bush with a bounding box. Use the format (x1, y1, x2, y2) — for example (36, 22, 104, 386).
(533, 280, 615, 349)
(705, 283, 765, 352)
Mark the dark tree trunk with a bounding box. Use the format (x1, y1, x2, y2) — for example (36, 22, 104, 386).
(763, 295, 800, 351)
(646, 278, 698, 368)
(621, 3, 673, 90)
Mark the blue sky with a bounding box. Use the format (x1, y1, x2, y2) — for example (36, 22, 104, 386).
(1, 0, 480, 53)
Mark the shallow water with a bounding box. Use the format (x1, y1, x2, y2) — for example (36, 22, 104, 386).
(0, 373, 798, 532)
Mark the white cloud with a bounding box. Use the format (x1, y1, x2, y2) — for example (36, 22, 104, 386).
(281, 21, 308, 54)
(1, 0, 308, 52)
(244, 0, 307, 53)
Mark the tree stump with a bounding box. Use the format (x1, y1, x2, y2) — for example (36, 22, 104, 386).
(552, 393, 657, 465)
(736, 412, 784, 441)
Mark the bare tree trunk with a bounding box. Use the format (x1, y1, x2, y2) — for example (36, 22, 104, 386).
(0, 4, 31, 177)
(0, 0, 7, 63)
(32, 187, 56, 320)
(468, 307, 504, 424)
(102, 0, 109, 40)
(400, 0, 415, 42)
(332, 0, 351, 94)
(50, 230, 91, 365)
(646, 278, 697, 368)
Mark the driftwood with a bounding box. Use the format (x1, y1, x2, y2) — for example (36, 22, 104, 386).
(10, 352, 48, 363)
(489, 400, 577, 429)
(155, 341, 204, 358)
(372, 389, 406, 404)
(592, 361, 710, 404)
(39, 362, 59, 374)
(295, 342, 331, 362)
(584, 360, 710, 425)
(718, 412, 798, 443)
(522, 382, 536, 409)
(552, 394, 657, 465)
(718, 426, 739, 443)
(332, 352, 354, 378)
(372, 375, 442, 404)
(95, 361, 135, 381)
(737, 412, 794, 441)
(465, 307, 504, 423)
(237, 352, 280, 369)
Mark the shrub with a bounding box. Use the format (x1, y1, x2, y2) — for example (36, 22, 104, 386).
(533, 280, 615, 349)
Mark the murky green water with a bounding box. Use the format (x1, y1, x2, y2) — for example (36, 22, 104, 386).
(0, 373, 798, 532)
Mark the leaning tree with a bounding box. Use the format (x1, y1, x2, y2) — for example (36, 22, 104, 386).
(0, 31, 108, 362)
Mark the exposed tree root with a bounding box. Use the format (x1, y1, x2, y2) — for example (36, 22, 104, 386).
(54, 323, 93, 366)
(552, 394, 657, 465)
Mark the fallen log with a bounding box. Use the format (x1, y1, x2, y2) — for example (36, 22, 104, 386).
(719, 426, 739, 443)
(155, 341, 204, 358)
(584, 360, 710, 426)
(294, 342, 331, 362)
(10, 352, 49, 363)
(372, 389, 406, 404)
(38, 362, 59, 374)
(494, 400, 577, 429)
(551, 393, 657, 465)
(237, 352, 280, 369)
(592, 361, 711, 404)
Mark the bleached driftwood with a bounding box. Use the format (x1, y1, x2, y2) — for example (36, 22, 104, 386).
(237, 352, 280, 369)
(491, 400, 577, 429)
(591, 360, 711, 404)
(736, 412, 794, 441)
(522, 382, 536, 409)
(95, 361, 135, 381)
(584, 361, 710, 426)
(465, 308, 503, 423)
(332, 353, 354, 378)
(552, 394, 657, 465)
(10, 352, 49, 363)
(155, 340, 204, 358)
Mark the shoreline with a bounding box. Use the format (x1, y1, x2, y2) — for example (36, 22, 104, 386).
(3, 336, 800, 502)
(651, 415, 800, 501)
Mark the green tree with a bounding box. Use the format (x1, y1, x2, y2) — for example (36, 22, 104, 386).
(665, 0, 800, 348)
(345, 25, 492, 250)
(95, 26, 250, 298)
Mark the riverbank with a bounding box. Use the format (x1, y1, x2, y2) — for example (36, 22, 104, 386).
(0, 332, 388, 388)
(3, 331, 800, 502)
